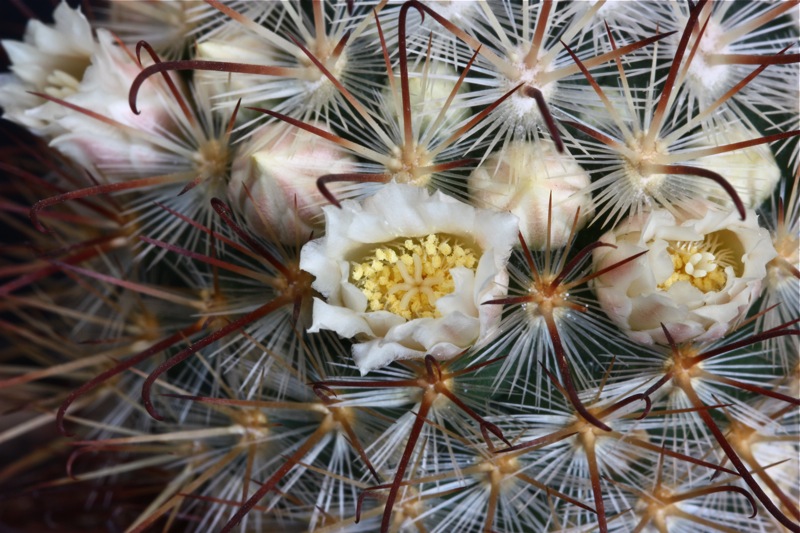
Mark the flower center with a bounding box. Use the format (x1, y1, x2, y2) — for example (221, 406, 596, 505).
(660, 237, 732, 293)
(351, 234, 478, 320)
(43, 52, 92, 99)
(44, 69, 83, 98)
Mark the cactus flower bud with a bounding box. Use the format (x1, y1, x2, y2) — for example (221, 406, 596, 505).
(470, 140, 594, 249)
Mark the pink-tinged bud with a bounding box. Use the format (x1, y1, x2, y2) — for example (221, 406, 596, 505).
(228, 123, 357, 244)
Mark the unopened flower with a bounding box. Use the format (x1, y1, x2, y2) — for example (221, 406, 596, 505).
(591, 207, 776, 345)
(100, 0, 217, 58)
(382, 61, 469, 133)
(194, 29, 278, 117)
(697, 123, 781, 209)
(228, 122, 358, 244)
(300, 184, 518, 374)
(469, 139, 593, 249)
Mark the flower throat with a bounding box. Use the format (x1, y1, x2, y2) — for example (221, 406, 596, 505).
(659, 231, 741, 293)
(351, 234, 478, 320)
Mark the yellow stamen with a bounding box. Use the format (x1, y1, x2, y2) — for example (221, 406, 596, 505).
(659, 238, 729, 293)
(351, 234, 478, 320)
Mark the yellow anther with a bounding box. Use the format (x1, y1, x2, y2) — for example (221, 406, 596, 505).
(659, 239, 728, 292)
(350, 234, 479, 320)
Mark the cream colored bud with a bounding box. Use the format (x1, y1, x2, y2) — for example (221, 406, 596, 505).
(469, 140, 594, 249)
(195, 33, 278, 112)
(696, 123, 781, 209)
(383, 61, 469, 134)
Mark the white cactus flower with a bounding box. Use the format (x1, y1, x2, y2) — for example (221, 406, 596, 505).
(0, 2, 170, 174)
(300, 183, 518, 374)
(45, 29, 170, 177)
(0, 1, 98, 135)
(591, 207, 776, 345)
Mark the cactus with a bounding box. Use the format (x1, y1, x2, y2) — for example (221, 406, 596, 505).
(0, 1, 798, 532)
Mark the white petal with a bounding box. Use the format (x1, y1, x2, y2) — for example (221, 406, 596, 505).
(436, 267, 476, 317)
(352, 340, 425, 376)
(309, 298, 373, 339)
